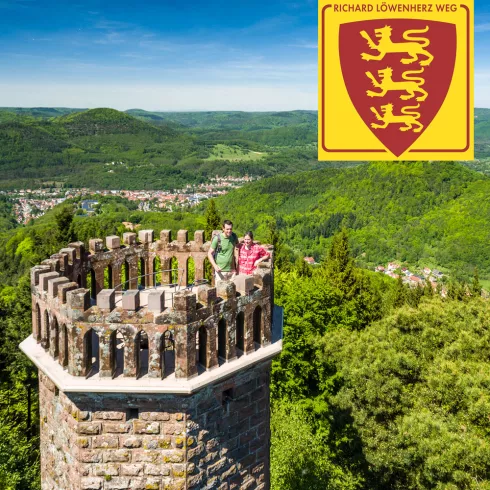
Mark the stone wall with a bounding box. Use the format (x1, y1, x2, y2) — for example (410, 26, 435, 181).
(39, 362, 271, 490)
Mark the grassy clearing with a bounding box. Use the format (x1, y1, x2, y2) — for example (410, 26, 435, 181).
(205, 144, 267, 162)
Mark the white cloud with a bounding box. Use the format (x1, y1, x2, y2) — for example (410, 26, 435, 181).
(289, 41, 317, 49)
(475, 23, 490, 33)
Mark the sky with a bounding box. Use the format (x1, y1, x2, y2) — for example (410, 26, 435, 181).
(0, 0, 488, 111)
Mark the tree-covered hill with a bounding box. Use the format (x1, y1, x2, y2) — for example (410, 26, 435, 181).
(0, 106, 489, 190)
(0, 108, 329, 189)
(0, 107, 83, 119)
(127, 109, 317, 130)
(214, 161, 490, 281)
(0, 109, 201, 190)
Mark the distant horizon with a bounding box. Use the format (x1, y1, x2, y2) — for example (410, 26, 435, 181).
(1, 106, 489, 113)
(1, 0, 488, 110)
(0, 106, 319, 113)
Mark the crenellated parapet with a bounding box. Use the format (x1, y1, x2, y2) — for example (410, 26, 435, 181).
(26, 229, 277, 387)
(35, 229, 272, 295)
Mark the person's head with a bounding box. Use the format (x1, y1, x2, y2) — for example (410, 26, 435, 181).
(222, 220, 233, 237)
(243, 231, 254, 247)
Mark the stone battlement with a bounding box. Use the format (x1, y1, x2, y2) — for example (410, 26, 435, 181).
(26, 229, 279, 386)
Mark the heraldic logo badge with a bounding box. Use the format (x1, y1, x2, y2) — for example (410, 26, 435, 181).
(318, 0, 473, 160)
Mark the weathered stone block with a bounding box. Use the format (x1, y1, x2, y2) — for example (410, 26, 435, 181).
(48, 276, 70, 298)
(143, 478, 161, 490)
(162, 450, 184, 463)
(94, 411, 125, 421)
(78, 422, 101, 435)
(103, 450, 130, 463)
(97, 289, 115, 310)
(60, 247, 76, 264)
(94, 464, 120, 476)
(39, 271, 60, 292)
(42, 257, 60, 272)
(171, 464, 186, 478)
(133, 421, 160, 434)
(177, 230, 188, 244)
(119, 436, 140, 449)
(148, 290, 165, 313)
(120, 464, 144, 476)
(132, 451, 161, 463)
(78, 450, 102, 463)
(171, 436, 185, 449)
(76, 437, 91, 448)
(67, 288, 90, 310)
(104, 423, 131, 434)
(122, 290, 140, 310)
(104, 477, 131, 489)
(127, 478, 146, 490)
(140, 411, 170, 422)
(173, 290, 196, 323)
(58, 281, 79, 303)
(197, 285, 217, 306)
(93, 435, 119, 449)
(216, 280, 236, 300)
(123, 232, 136, 246)
(51, 252, 68, 271)
(233, 275, 255, 295)
(81, 477, 103, 490)
(30, 265, 51, 286)
(89, 238, 104, 254)
(106, 235, 121, 249)
(194, 230, 205, 246)
(145, 463, 171, 476)
(138, 229, 154, 243)
(68, 240, 85, 259)
(160, 229, 171, 244)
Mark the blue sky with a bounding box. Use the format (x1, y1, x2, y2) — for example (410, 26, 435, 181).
(0, 0, 488, 110)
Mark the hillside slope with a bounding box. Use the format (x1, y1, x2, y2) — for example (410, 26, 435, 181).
(215, 161, 490, 279)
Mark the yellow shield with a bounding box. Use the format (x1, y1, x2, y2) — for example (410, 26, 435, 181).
(318, 0, 474, 161)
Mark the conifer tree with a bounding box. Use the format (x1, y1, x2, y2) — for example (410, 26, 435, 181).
(204, 199, 221, 238)
(324, 229, 356, 294)
(295, 256, 312, 277)
(55, 206, 75, 244)
(392, 274, 407, 309)
(472, 267, 481, 296)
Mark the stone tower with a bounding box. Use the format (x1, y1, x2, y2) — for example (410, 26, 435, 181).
(20, 229, 282, 490)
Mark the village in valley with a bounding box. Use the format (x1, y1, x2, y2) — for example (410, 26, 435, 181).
(4, 175, 256, 224)
(304, 255, 453, 295)
(375, 261, 445, 290)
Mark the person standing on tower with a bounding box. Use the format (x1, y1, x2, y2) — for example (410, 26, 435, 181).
(208, 220, 239, 282)
(238, 231, 270, 275)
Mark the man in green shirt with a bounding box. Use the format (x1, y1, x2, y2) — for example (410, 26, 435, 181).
(208, 220, 239, 282)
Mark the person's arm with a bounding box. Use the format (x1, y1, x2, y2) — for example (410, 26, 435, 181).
(254, 247, 270, 268)
(208, 237, 221, 272)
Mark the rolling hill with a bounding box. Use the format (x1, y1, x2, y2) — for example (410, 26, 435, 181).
(0, 106, 489, 189)
(214, 161, 490, 281)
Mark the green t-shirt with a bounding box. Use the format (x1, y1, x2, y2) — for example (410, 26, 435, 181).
(211, 232, 238, 271)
